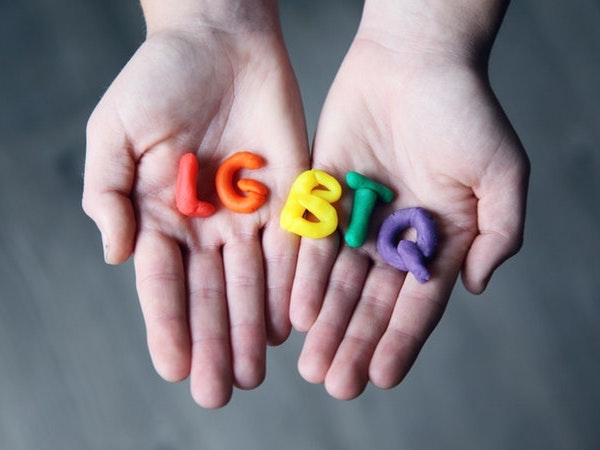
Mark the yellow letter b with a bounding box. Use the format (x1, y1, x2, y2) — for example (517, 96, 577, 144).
(280, 169, 342, 239)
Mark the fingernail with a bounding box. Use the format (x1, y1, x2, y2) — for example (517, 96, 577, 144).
(101, 233, 110, 263)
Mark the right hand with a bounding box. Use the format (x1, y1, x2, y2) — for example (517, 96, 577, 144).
(83, 4, 309, 408)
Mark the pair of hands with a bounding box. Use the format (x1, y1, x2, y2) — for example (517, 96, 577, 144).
(82, 4, 528, 409)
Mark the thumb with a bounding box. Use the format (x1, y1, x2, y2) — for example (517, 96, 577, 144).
(462, 143, 530, 294)
(82, 109, 137, 264)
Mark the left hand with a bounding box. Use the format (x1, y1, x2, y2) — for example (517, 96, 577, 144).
(290, 34, 529, 400)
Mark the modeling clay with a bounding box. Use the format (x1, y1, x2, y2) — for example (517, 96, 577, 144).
(176, 153, 216, 218)
(215, 151, 268, 214)
(345, 171, 394, 248)
(376, 207, 438, 283)
(280, 169, 342, 238)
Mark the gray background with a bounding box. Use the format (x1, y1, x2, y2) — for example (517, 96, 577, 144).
(1, 0, 599, 449)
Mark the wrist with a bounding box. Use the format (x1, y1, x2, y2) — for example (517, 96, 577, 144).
(358, 0, 510, 65)
(140, 0, 280, 36)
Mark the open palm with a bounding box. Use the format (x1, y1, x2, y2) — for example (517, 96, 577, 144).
(290, 38, 529, 400)
(83, 27, 309, 408)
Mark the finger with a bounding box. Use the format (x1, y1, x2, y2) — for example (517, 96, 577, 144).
(463, 144, 530, 294)
(368, 278, 447, 390)
(222, 232, 266, 390)
(368, 230, 467, 390)
(134, 230, 190, 383)
(297, 248, 369, 384)
(188, 245, 233, 409)
(82, 110, 136, 264)
(289, 234, 340, 332)
(261, 221, 299, 346)
(323, 263, 403, 400)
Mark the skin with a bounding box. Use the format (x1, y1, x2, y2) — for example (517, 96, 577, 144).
(82, 0, 309, 408)
(83, 0, 529, 407)
(289, 0, 530, 400)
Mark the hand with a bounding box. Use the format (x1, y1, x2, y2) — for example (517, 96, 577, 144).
(289, 15, 529, 400)
(82, 5, 309, 408)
